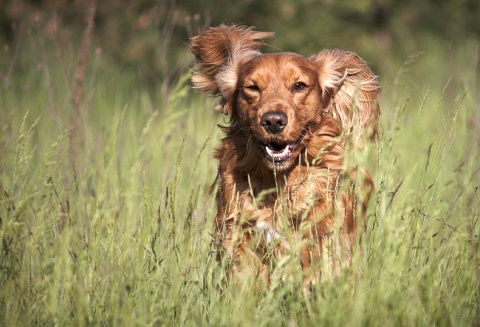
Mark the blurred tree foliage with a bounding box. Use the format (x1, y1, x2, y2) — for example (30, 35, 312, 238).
(1, 0, 479, 93)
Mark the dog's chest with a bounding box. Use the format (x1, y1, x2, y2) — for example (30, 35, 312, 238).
(245, 167, 334, 220)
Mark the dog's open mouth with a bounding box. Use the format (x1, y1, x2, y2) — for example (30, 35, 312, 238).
(264, 142, 294, 162)
(258, 129, 307, 164)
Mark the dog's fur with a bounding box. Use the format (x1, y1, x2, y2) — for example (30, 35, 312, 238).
(190, 25, 380, 285)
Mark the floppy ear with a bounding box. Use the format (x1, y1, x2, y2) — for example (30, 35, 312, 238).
(190, 25, 274, 114)
(312, 49, 380, 146)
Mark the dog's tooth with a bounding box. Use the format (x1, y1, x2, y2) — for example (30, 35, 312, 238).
(266, 146, 274, 157)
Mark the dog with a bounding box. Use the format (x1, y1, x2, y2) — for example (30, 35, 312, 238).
(190, 25, 380, 286)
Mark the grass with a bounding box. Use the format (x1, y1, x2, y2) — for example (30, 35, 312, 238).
(0, 33, 479, 326)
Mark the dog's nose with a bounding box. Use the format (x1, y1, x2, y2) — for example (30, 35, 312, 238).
(261, 112, 288, 134)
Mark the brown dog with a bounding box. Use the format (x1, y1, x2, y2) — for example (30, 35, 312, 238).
(190, 25, 380, 286)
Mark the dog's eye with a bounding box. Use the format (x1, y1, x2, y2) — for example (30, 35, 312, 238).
(292, 82, 308, 93)
(245, 84, 260, 92)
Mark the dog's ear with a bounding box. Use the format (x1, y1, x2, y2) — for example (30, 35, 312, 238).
(190, 25, 274, 114)
(312, 49, 380, 146)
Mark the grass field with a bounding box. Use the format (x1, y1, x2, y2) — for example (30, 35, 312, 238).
(0, 33, 479, 326)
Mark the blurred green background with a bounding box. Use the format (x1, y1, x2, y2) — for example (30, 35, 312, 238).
(2, 0, 480, 95)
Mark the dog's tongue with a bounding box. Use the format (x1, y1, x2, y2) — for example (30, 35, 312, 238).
(266, 143, 293, 162)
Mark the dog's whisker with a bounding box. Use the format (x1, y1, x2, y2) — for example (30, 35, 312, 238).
(245, 134, 255, 158)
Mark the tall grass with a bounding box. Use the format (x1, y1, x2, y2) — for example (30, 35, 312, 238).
(0, 33, 479, 326)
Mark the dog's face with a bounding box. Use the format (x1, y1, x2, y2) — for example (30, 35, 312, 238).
(234, 53, 324, 171)
(191, 25, 380, 172)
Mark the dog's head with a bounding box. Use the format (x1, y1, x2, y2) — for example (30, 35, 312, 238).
(191, 25, 380, 172)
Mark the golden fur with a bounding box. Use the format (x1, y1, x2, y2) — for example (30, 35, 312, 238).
(190, 25, 380, 285)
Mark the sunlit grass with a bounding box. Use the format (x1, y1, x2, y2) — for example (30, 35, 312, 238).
(0, 35, 478, 326)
